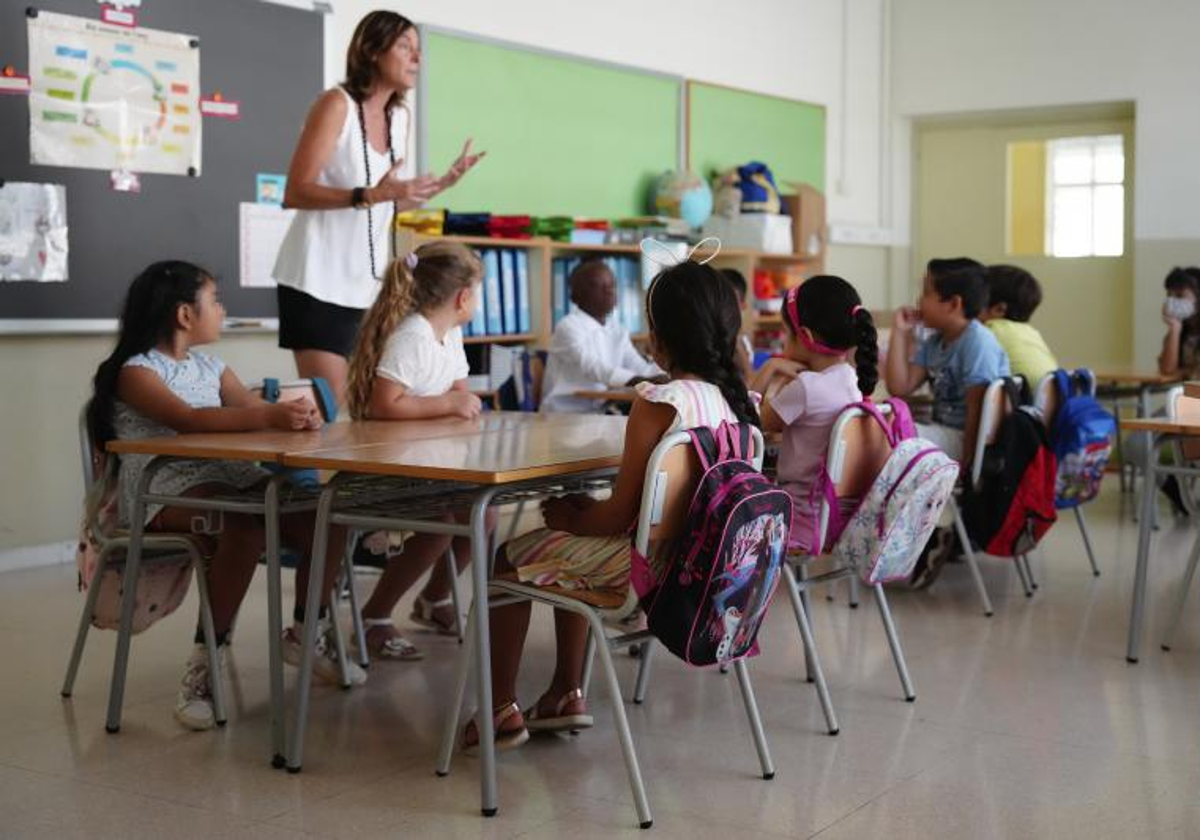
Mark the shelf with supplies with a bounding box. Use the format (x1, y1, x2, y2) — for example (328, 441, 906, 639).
(402, 230, 826, 350)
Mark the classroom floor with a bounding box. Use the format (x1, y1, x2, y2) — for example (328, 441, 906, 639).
(1, 484, 1199, 840)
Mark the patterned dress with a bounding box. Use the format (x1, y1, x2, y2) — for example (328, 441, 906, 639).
(113, 349, 270, 526)
(506, 379, 744, 594)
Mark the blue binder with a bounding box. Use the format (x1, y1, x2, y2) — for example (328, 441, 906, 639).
(483, 250, 504, 335)
(500, 250, 518, 335)
(515, 249, 532, 334)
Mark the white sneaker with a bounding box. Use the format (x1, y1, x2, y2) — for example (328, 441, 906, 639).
(282, 623, 368, 687)
(174, 644, 221, 731)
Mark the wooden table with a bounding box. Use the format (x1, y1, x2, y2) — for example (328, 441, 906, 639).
(104, 413, 609, 767)
(1183, 381, 1200, 400)
(1120, 416, 1200, 664)
(280, 413, 628, 814)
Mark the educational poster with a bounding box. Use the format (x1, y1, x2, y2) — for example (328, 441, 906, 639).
(0, 182, 69, 282)
(239, 202, 294, 288)
(27, 10, 202, 176)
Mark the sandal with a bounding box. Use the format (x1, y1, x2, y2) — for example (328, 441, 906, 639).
(410, 594, 459, 636)
(356, 619, 424, 661)
(524, 688, 593, 733)
(462, 701, 530, 755)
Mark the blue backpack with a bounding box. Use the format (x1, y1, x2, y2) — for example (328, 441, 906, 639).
(1050, 369, 1116, 509)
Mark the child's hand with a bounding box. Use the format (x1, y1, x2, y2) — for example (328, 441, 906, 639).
(765, 358, 806, 380)
(269, 399, 320, 431)
(894, 307, 921, 333)
(446, 390, 483, 420)
(1163, 300, 1184, 329)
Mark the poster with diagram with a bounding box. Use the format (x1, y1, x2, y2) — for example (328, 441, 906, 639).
(27, 10, 201, 176)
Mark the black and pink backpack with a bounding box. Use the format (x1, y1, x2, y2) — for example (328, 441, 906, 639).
(630, 422, 793, 667)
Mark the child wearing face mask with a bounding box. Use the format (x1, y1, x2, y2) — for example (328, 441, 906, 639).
(1158, 267, 1200, 377)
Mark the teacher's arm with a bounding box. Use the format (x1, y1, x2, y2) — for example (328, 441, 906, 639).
(281, 90, 439, 211)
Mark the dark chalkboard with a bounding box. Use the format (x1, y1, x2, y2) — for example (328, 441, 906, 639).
(0, 0, 323, 322)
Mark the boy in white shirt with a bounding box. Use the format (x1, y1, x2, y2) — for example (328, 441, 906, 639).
(540, 260, 661, 412)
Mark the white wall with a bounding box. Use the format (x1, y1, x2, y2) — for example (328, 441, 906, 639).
(889, 0, 1200, 366)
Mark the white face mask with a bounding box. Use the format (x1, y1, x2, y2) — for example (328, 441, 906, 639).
(1165, 296, 1197, 321)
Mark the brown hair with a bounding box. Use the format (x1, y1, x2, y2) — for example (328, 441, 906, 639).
(343, 10, 416, 107)
(347, 241, 483, 420)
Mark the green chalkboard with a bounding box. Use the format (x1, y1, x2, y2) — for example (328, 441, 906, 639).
(687, 82, 825, 191)
(421, 30, 680, 219)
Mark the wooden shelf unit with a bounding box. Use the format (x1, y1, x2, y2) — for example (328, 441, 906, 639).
(408, 232, 825, 347)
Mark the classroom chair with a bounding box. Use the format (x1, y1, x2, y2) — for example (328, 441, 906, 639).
(946, 377, 1039, 616)
(779, 402, 918, 737)
(1159, 386, 1200, 652)
(1033, 371, 1102, 577)
(61, 407, 229, 726)
(435, 425, 776, 830)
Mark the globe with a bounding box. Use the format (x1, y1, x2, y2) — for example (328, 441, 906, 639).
(652, 170, 713, 229)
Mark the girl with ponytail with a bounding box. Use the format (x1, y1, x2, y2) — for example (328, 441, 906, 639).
(751, 274, 877, 552)
(462, 258, 763, 754)
(344, 240, 495, 660)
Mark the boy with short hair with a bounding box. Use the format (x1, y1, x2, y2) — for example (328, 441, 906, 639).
(540, 259, 661, 413)
(981, 264, 1058, 386)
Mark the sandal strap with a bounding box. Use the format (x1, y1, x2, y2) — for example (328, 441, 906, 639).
(363, 618, 395, 629)
(555, 688, 585, 715)
(417, 593, 456, 610)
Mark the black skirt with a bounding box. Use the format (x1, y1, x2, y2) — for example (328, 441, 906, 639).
(276, 284, 365, 359)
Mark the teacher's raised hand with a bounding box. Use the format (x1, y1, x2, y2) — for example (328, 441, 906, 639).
(433, 139, 486, 193)
(368, 160, 440, 209)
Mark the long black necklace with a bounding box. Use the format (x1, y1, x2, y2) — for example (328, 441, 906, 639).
(355, 94, 398, 281)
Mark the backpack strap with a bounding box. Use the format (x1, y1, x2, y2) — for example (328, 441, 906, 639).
(884, 398, 916, 441)
(1054, 368, 1074, 401)
(688, 426, 717, 472)
(310, 377, 338, 422)
(1002, 376, 1030, 409)
(262, 377, 280, 404)
(848, 400, 901, 447)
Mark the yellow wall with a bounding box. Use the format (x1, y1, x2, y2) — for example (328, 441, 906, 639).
(913, 114, 1134, 368)
(1007, 140, 1046, 255)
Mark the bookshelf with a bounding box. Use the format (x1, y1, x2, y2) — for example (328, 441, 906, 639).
(407, 232, 825, 349)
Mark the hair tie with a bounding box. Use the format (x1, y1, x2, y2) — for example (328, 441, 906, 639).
(850, 304, 864, 318)
(404, 252, 419, 270)
(784, 286, 802, 332)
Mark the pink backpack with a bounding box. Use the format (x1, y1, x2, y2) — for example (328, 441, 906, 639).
(75, 458, 194, 634)
(822, 400, 960, 583)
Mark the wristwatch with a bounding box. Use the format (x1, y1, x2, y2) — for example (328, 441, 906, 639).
(351, 187, 370, 209)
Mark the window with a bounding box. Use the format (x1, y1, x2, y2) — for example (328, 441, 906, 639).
(1045, 135, 1124, 257)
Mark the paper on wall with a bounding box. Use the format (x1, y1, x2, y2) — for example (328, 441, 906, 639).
(239, 202, 294, 288)
(28, 10, 202, 176)
(0, 182, 69, 282)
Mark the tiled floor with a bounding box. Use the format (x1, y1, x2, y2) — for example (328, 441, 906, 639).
(2, 485, 1199, 839)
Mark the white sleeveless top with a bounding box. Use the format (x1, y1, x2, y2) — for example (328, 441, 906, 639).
(273, 88, 413, 310)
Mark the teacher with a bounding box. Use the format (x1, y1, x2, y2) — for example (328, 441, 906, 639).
(273, 10, 483, 402)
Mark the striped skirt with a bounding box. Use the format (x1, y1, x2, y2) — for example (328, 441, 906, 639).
(506, 528, 674, 595)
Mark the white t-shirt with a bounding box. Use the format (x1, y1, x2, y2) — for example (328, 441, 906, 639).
(376, 313, 469, 396)
(540, 311, 661, 413)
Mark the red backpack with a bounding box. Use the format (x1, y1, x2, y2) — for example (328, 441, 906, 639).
(961, 378, 1058, 557)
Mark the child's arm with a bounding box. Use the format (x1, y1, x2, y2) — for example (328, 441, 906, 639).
(117, 368, 316, 432)
(961, 384, 987, 478)
(542, 397, 676, 537)
(368, 377, 482, 420)
(884, 309, 927, 396)
(748, 357, 804, 395)
(758, 400, 785, 434)
(1159, 318, 1183, 376)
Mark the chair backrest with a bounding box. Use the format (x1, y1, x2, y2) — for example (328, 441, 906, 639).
(813, 403, 896, 552)
(78, 405, 98, 495)
(633, 425, 767, 555)
(1034, 369, 1098, 430)
(1167, 385, 1200, 461)
(971, 376, 1024, 488)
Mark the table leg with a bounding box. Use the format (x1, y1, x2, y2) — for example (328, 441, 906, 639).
(470, 489, 499, 817)
(105, 467, 153, 733)
(265, 479, 286, 768)
(1128, 431, 1160, 663)
(287, 483, 336, 772)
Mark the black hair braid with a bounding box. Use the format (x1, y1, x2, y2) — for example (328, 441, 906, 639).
(852, 308, 880, 396)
